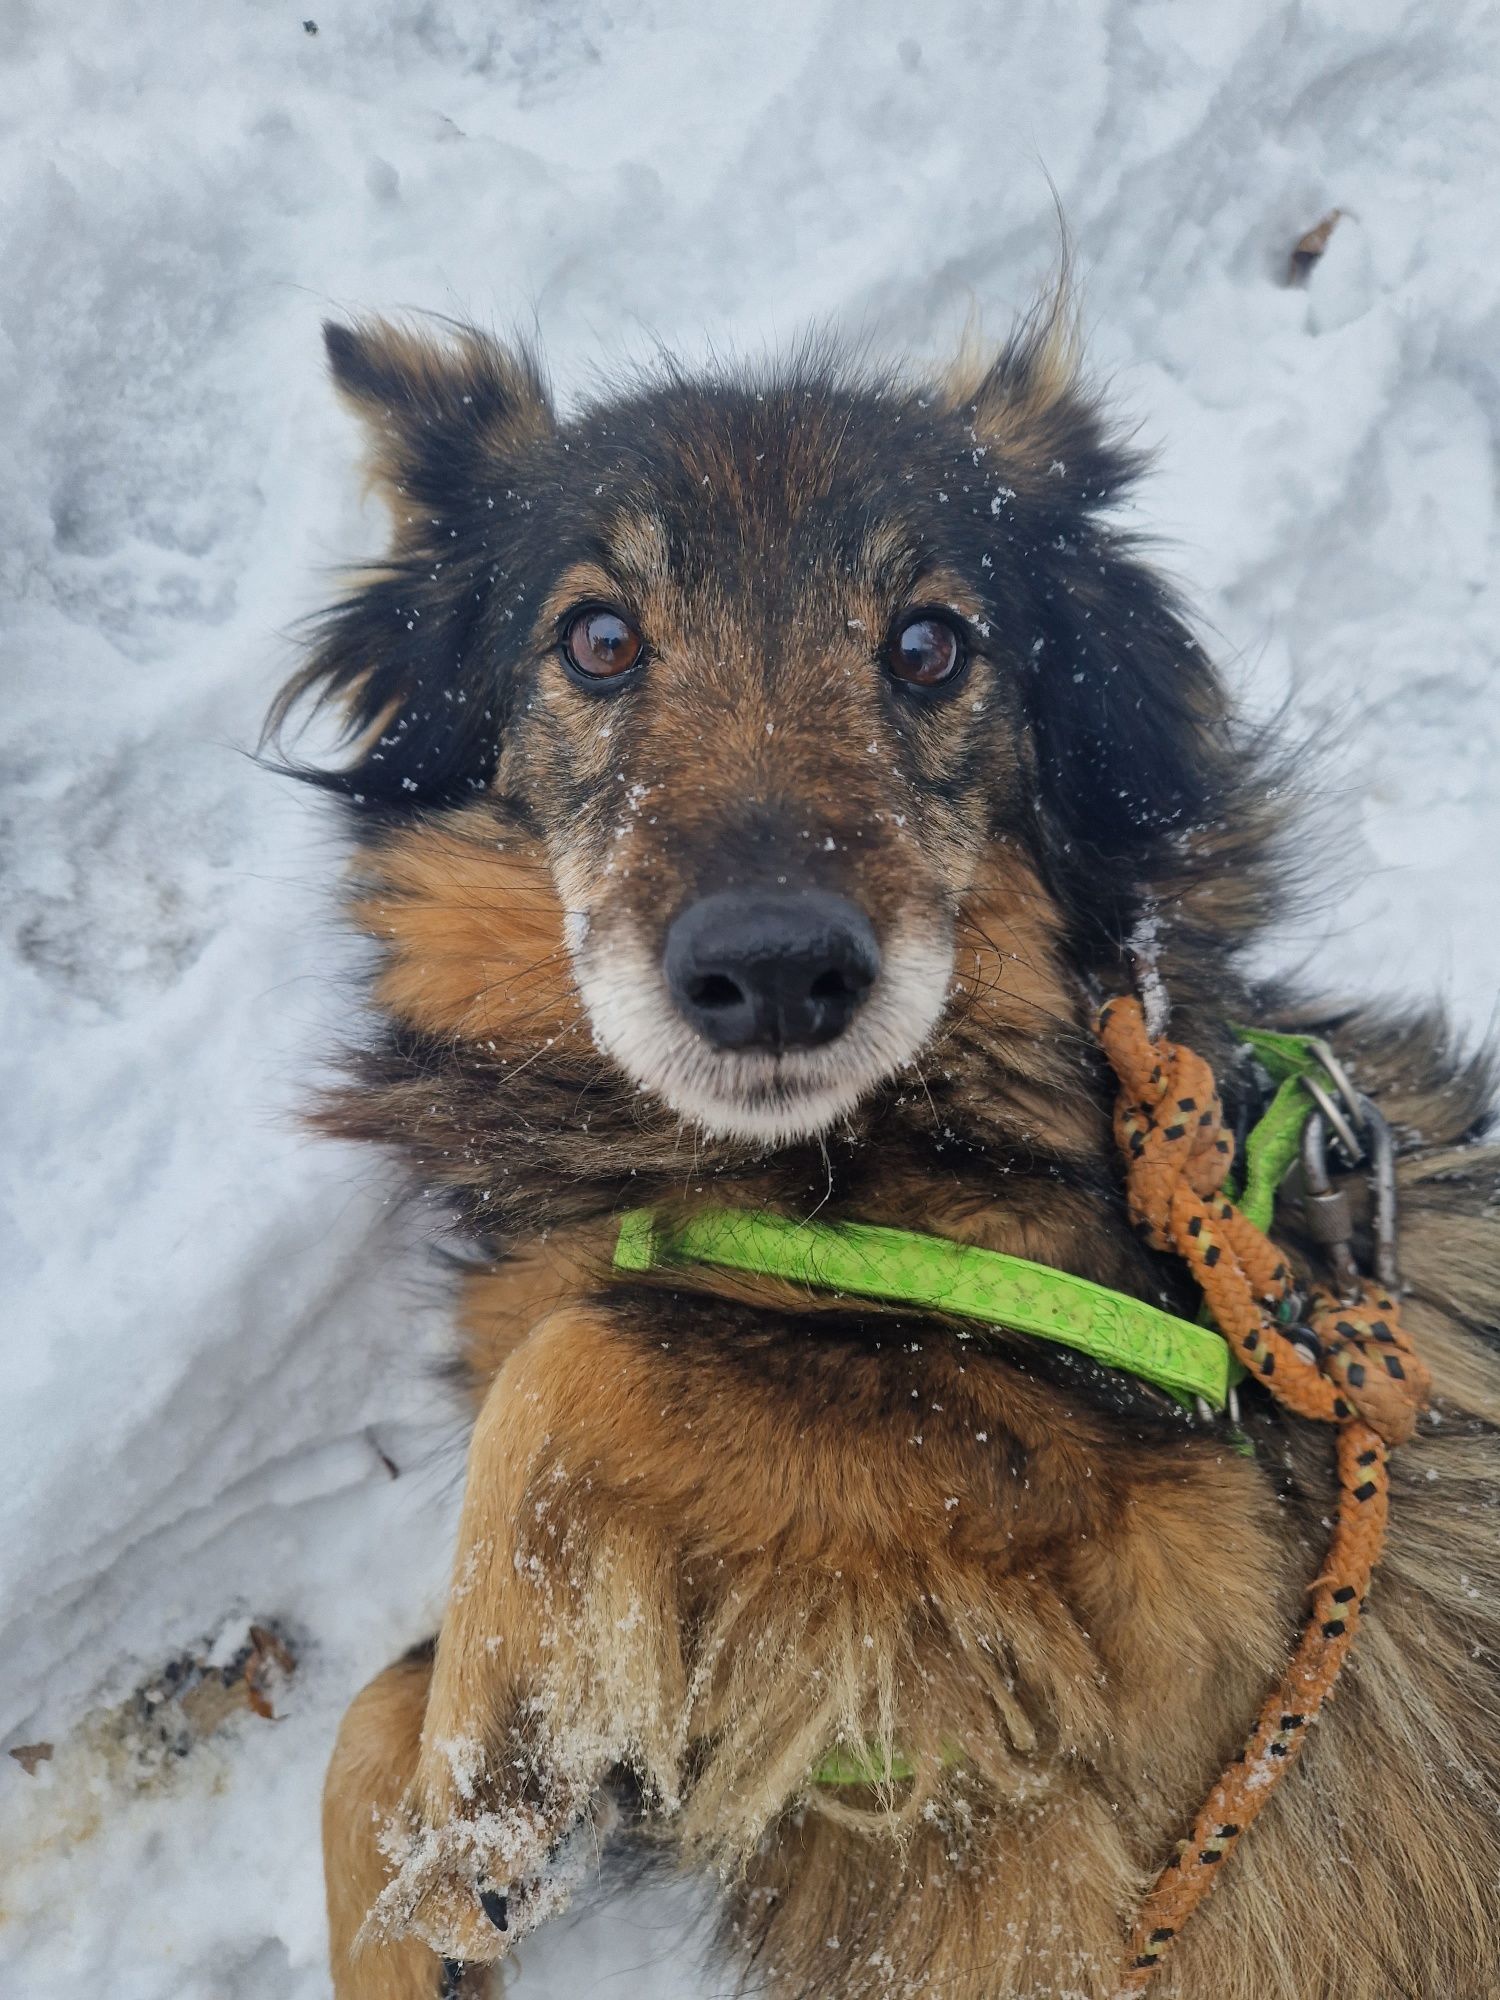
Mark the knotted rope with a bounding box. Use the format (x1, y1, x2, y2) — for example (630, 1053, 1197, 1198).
(1096, 997, 1430, 1994)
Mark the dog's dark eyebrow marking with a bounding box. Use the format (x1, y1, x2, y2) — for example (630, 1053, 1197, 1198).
(857, 530, 988, 629)
(603, 509, 670, 586)
(858, 518, 927, 595)
(900, 564, 988, 625)
(537, 561, 628, 630)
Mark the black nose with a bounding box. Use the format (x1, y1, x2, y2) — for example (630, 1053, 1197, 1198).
(663, 890, 880, 1051)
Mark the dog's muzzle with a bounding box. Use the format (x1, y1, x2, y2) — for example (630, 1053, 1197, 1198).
(663, 889, 880, 1052)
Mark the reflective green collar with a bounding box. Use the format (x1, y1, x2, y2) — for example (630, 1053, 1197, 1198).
(611, 1027, 1341, 1420)
(615, 1207, 1231, 1408)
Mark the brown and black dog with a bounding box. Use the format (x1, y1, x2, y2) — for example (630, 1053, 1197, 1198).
(276, 306, 1500, 1999)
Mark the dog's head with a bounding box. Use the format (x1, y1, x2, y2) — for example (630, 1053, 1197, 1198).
(276, 311, 1240, 1151)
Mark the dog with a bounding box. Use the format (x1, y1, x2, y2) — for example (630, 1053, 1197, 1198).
(276, 304, 1500, 1999)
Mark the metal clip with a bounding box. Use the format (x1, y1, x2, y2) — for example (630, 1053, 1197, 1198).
(1301, 1074, 1364, 1168)
(1300, 1112, 1362, 1299)
(1359, 1095, 1400, 1293)
(1307, 1039, 1365, 1131)
(1298, 1072, 1400, 1302)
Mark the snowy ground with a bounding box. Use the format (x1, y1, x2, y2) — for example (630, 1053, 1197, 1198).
(3, 2, 1498, 1994)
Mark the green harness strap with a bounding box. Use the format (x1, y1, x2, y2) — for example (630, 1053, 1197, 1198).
(610, 1023, 1340, 1789)
(1231, 1025, 1340, 1231)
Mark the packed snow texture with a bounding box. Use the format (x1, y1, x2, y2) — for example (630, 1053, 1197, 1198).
(3, 1, 1498, 1993)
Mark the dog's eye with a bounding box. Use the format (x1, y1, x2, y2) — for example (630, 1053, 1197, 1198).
(562, 608, 644, 684)
(886, 615, 965, 688)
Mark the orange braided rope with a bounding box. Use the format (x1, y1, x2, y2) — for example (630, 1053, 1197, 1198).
(1096, 997, 1430, 1996)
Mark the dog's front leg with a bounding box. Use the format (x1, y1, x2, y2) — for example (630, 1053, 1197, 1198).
(382, 1308, 682, 1964)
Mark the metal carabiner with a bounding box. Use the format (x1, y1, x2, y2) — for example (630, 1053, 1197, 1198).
(1308, 1038, 1366, 1131)
(1299, 1112, 1363, 1301)
(1357, 1093, 1400, 1293)
(1302, 1073, 1365, 1168)
(1298, 1087, 1400, 1301)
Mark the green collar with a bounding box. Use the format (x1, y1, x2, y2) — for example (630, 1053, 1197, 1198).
(612, 1026, 1342, 1418)
(616, 1206, 1231, 1407)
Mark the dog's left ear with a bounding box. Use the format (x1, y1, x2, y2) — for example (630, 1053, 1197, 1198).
(952, 306, 1236, 882)
(267, 319, 554, 809)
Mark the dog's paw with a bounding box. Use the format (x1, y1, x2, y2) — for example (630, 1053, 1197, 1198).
(366, 1790, 613, 1962)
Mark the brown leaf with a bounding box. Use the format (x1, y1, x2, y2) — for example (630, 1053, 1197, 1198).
(9, 1741, 54, 1775)
(247, 1624, 296, 1676)
(243, 1622, 297, 1721)
(1289, 209, 1342, 284)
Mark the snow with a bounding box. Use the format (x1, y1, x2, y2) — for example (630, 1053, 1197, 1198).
(3, 0, 1499, 1992)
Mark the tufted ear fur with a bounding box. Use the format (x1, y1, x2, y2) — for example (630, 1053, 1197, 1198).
(942, 293, 1099, 491)
(266, 320, 554, 811)
(323, 318, 553, 516)
(950, 299, 1245, 920)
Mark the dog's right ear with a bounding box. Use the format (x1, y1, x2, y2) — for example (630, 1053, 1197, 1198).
(266, 320, 554, 811)
(322, 317, 553, 519)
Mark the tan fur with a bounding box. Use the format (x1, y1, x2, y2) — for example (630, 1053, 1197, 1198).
(322, 812, 1500, 2000)
(604, 509, 672, 587)
(391, 1307, 1287, 1958)
(939, 284, 1083, 455)
(330, 1259, 1500, 1998)
(452, 1234, 613, 1387)
(324, 1648, 472, 2000)
(320, 870, 1500, 1996)
(334, 319, 551, 507)
(348, 818, 583, 1048)
(329, 1275, 1500, 2000)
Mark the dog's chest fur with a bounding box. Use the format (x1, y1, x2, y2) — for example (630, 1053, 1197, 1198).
(341, 826, 1500, 1995)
